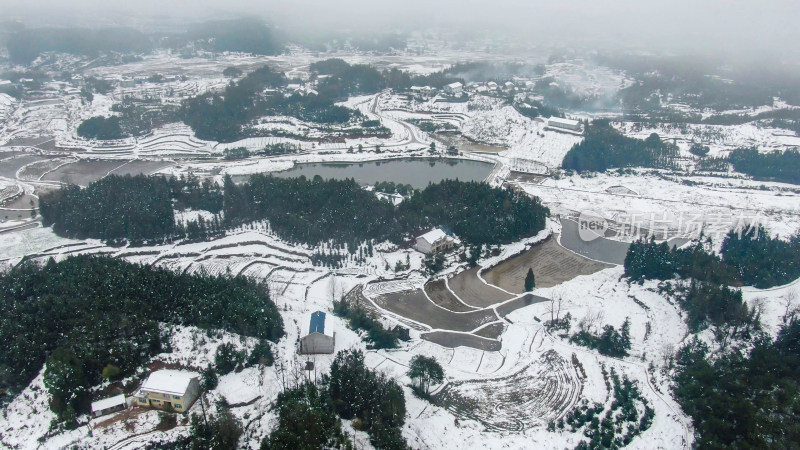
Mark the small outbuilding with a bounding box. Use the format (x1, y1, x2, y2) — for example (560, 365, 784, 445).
(134, 370, 201, 412)
(91, 394, 127, 418)
(300, 311, 335, 354)
(546, 117, 582, 132)
(444, 82, 463, 96)
(414, 228, 454, 254)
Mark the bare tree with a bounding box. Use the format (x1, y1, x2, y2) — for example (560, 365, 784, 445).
(660, 343, 675, 371)
(547, 293, 565, 322)
(782, 289, 799, 325)
(579, 309, 605, 334)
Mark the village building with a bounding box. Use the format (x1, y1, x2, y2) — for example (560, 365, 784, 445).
(444, 82, 463, 96)
(91, 394, 127, 418)
(134, 370, 201, 412)
(546, 116, 582, 132)
(414, 228, 455, 254)
(300, 311, 335, 354)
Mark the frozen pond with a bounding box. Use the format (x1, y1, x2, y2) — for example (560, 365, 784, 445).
(235, 157, 495, 188)
(559, 218, 689, 265)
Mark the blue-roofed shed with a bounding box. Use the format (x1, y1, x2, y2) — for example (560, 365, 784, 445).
(300, 311, 335, 354)
(309, 311, 326, 334)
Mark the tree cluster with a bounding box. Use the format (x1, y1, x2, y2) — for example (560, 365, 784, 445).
(332, 298, 400, 349)
(561, 120, 679, 172)
(327, 350, 408, 449)
(40, 174, 224, 243)
(76, 116, 125, 140)
(0, 255, 283, 424)
(570, 318, 632, 358)
(40, 174, 174, 241)
(626, 228, 800, 290)
(728, 147, 800, 185)
(624, 238, 738, 285)
(564, 367, 654, 449)
(262, 383, 353, 450)
(223, 175, 549, 248)
(674, 319, 800, 448)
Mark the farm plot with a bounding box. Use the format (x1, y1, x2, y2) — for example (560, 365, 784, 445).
(238, 261, 278, 279)
(424, 280, 476, 312)
(422, 331, 501, 351)
(373, 289, 499, 332)
(473, 322, 506, 339)
(0, 182, 21, 203)
(17, 158, 75, 181)
(0, 155, 51, 178)
(433, 350, 581, 431)
(483, 236, 613, 292)
(1, 193, 38, 210)
(42, 160, 129, 186)
(448, 267, 513, 308)
(495, 294, 549, 319)
(109, 160, 175, 176)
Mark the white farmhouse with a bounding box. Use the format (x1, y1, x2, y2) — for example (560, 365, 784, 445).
(546, 117, 582, 132)
(134, 370, 201, 412)
(444, 82, 463, 96)
(414, 228, 454, 254)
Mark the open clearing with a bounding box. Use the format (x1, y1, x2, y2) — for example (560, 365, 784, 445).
(42, 160, 130, 186)
(0, 155, 52, 178)
(433, 350, 582, 431)
(483, 236, 613, 292)
(473, 322, 506, 339)
(422, 331, 501, 351)
(109, 160, 175, 176)
(448, 266, 513, 308)
(425, 279, 477, 312)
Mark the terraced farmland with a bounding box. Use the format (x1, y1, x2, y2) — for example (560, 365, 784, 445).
(483, 236, 612, 292)
(434, 350, 582, 431)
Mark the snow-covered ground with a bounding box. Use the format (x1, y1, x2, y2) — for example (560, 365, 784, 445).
(3, 48, 800, 450)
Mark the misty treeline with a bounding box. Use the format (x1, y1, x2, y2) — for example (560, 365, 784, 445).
(600, 52, 800, 111)
(622, 228, 800, 447)
(561, 120, 679, 172)
(559, 119, 800, 183)
(180, 59, 462, 142)
(5, 19, 281, 65)
(223, 175, 548, 247)
(0, 255, 283, 425)
(263, 349, 407, 449)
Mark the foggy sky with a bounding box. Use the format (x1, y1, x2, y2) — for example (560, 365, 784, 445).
(5, 0, 800, 59)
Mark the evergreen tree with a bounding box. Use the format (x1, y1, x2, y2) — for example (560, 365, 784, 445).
(408, 355, 444, 395)
(524, 268, 536, 291)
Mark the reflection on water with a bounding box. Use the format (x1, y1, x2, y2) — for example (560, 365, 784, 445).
(233, 158, 495, 188)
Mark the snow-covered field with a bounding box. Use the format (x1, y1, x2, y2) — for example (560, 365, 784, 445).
(2, 48, 800, 450)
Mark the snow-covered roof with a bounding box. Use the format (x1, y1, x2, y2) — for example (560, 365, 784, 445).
(417, 228, 448, 245)
(141, 370, 198, 396)
(446, 82, 463, 89)
(548, 117, 580, 127)
(91, 394, 126, 413)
